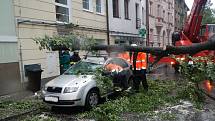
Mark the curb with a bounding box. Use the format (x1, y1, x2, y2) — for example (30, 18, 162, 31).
(0, 109, 39, 121)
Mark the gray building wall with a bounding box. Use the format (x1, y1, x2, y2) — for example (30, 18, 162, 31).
(0, 0, 20, 95)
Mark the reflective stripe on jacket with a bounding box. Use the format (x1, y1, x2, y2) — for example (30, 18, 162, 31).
(131, 52, 147, 70)
(117, 51, 147, 70)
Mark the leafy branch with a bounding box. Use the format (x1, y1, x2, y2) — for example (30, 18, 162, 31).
(33, 33, 97, 51)
(178, 56, 215, 101)
(94, 67, 113, 95)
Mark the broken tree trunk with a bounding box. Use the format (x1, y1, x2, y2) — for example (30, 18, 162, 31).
(92, 35, 215, 56)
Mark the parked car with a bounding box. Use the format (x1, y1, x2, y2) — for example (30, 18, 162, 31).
(42, 57, 133, 108)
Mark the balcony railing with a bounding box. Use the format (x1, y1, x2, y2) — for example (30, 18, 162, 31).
(156, 17, 163, 28)
(136, 18, 141, 29)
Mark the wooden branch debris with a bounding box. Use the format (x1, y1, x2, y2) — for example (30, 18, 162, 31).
(92, 35, 215, 56)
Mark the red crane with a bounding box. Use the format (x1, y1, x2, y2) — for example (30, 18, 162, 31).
(174, 0, 215, 58)
(183, 0, 207, 43)
(149, 0, 215, 72)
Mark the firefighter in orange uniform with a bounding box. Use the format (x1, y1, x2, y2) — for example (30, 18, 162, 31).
(131, 44, 148, 92)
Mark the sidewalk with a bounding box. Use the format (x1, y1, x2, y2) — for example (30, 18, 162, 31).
(0, 75, 57, 101)
(0, 90, 34, 102)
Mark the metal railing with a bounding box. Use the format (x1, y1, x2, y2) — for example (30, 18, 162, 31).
(136, 18, 141, 29)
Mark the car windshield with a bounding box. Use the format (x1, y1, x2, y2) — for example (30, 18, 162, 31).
(64, 61, 102, 75)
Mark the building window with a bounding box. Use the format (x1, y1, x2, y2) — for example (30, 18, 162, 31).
(136, 3, 140, 29)
(142, 7, 144, 25)
(150, 29, 154, 46)
(55, 0, 70, 23)
(115, 40, 126, 45)
(95, 39, 106, 45)
(96, 0, 102, 13)
(113, 0, 119, 18)
(149, 1, 153, 16)
(157, 5, 161, 17)
(163, 10, 165, 20)
(124, 0, 129, 19)
(56, 0, 67, 5)
(83, 0, 90, 10)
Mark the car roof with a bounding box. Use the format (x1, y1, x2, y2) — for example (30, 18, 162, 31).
(82, 57, 106, 65)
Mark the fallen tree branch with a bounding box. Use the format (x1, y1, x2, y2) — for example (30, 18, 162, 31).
(92, 35, 215, 56)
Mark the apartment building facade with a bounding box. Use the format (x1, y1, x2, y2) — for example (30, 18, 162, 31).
(148, 0, 175, 47)
(108, 0, 147, 45)
(63, 0, 108, 45)
(174, 0, 189, 31)
(0, 0, 108, 95)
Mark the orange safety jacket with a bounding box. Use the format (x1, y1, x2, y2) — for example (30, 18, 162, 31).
(118, 51, 147, 70)
(117, 52, 130, 62)
(130, 52, 147, 70)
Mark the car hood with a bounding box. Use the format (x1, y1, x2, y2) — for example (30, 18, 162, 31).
(46, 75, 93, 87)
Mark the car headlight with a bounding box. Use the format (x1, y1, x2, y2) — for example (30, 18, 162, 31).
(64, 87, 79, 93)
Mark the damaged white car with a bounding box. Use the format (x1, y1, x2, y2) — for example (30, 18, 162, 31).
(42, 57, 132, 109)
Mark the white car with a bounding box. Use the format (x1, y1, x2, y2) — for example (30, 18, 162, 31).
(42, 57, 132, 109)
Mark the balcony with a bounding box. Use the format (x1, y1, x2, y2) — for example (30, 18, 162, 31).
(136, 18, 141, 29)
(156, 17, 163, 28)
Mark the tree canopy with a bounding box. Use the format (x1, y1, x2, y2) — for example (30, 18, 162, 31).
(202, 0, 215, 24)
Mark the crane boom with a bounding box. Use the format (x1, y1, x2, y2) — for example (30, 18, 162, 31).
(183, 0, 207, 43)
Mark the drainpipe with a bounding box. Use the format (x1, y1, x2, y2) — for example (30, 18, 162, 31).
(106, 0, 110, 45)
(146, 0, 149, 46)
(146, 0, 150, 70)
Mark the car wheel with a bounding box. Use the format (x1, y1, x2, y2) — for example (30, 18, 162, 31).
(85, 89, 100, 109)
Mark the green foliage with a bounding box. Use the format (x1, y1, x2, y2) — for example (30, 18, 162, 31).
(80, 80, 179, 121)
(176, 82, 204, 104)
(159, 112, 176, 121)
(33, 33, 97, 51)
(202, 0, 215, 24)
(0, 100, 42, 110)
(94, 67, 113, 95)
(179, 56, 215, 83)
(0, 98, 50, 120)
(206, 60, 215, 81)
(178, 56, 215, 102)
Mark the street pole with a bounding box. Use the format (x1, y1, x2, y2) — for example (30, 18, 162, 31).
(146, 0, 149, 46)
(106, 0, 110, 45)
(145, 0, 150, 70)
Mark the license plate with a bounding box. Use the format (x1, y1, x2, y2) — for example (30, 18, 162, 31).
(45, 96, 58, 102)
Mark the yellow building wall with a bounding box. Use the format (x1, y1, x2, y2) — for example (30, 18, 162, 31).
(72, 0, 108, 44)
(14, 0, 60, 81)
(13, 0, 109, 82)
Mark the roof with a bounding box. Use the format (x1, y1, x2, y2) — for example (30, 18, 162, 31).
(83, 57, 106, 65)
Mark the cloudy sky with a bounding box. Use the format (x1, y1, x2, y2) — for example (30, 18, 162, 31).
(185, 0, 215, 11)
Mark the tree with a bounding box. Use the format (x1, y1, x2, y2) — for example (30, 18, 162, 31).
(34, 34, 215, 57)
(91, 35, 215, 56)
(202, 0, 215, 24)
